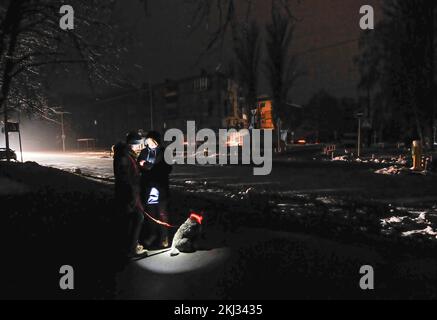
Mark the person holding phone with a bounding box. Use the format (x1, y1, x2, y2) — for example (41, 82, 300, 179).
(138, 131, 172, 248)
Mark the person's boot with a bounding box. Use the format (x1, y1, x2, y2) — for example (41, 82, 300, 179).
(161, 228, 170, 248)
(128, 243, 148, 258)
(143, 234, 158, 247)
(159, 209, 170, 248)
(144, 204, 160, 248)
(136, 244, 148, 256)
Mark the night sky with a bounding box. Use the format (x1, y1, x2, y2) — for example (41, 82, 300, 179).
(127, 0, 381, 103)
(5, 0, 383, 150)
(56, 0, 381, 105)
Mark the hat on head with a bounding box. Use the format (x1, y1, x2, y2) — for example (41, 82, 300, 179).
(145, 130, 161, 145)
(126, 131, 143, 145)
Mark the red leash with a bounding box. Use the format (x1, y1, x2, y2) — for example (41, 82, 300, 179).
(141, 207, 177, 228)
(129, 155, 175, 228)
(135, 198, 176, 228)
(139, 200, 203, 229)
(130, 155, 203, 229)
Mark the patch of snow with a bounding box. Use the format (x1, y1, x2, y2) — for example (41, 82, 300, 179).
(375, 166, 403, 175)
(380, 216, 407, 226)
(316, 196, 337, 205)
(402, 226, 437, 238)
(332, 155, 348, 162)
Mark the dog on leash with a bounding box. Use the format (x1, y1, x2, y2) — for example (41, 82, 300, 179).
(170, 212, 204, 256)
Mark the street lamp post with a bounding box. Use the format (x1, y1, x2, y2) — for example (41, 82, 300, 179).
(17, 111, 23, 162)
(356, 112, 364, 158)
(432, 120, 437, 147)
(3, 100, 10, 162)
(277, 117, 282, 153)
(61, 112, 66, 152)
(53, 109, 71, 152)
(358, 117, 361, 158)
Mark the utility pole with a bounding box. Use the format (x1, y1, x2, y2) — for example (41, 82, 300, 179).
(356, 112, 364, 158)
(430, 1, 436, 150)
(432, 120, 437, 147)
(53, 110, 71, 152)
(358, 117, 362, 158)
(367, 85, 372, 147)
(3, 101, 10, 162)
(18, 111, 23, 162)
(61, 112, 65, 152)
(277, 117, 282, 153)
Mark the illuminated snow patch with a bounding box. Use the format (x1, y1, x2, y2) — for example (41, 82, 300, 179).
(402, 226, 437, 238)
(134, 248, 231, 274)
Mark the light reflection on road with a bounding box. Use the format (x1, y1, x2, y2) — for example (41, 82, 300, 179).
(22, 151, 114, 179)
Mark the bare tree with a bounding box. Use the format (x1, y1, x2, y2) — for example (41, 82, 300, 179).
(264, 2, 299, 128)
(180, 0, 301, 131)
(184, 0, 299, 54)
(357, 0, 436, 146)
(0, 0, 126, 159)
(233, 20, 261, 111)
(0, 0, 123, 107)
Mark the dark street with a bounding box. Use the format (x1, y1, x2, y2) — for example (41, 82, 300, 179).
(1, 0, 437, 305)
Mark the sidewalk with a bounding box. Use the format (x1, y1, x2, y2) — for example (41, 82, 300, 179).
(117, 227, 436, 299)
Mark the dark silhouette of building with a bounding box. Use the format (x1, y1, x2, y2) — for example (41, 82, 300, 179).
(63, 71, 244, 149)
(152, 71, 243, 133)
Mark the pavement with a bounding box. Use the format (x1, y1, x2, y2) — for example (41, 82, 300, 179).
(116, 227, 436, 299)
(1, 158, 437, 299)
(116, 247, 231, 299)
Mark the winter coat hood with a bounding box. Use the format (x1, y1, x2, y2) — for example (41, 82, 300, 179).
(113, 142, 137, 159)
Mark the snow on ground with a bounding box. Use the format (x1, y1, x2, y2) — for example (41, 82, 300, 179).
(22, 151, 114, 179)
(332, 154, 407, 165)
(375, 166, 404, 175)
(20, 151, 437, 243)
(381, 206, 437, 240)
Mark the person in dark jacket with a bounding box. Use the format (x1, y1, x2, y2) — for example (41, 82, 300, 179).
(137, 130, 172, 248)
(113, 131, 148, 258)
